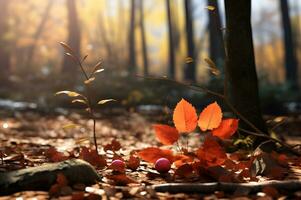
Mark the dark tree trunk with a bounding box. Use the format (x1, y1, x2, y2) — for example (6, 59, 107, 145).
(128, 0, 137, 75)
(224, 0, 267, 134)
(207, 0, 224, 66)
(139, 0, 149, 76)
(0, 0, 11, 83)
(25, 0, 53, 69)
(280, 0, 298, 89)
(62, 0, 81, 74)
(184, 0, 196, 82)
(166, 0, 176, 79)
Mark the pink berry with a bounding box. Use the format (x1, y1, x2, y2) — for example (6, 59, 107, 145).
(110, 159, 125, 172)
(155, 158, 171, 173)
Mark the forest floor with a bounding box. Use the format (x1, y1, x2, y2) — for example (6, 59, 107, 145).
(0, 109, 301, 199)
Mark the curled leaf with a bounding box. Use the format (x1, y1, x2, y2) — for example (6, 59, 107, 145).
(55, 91, 82, 97)
(71, 99, 87, 105)
(92, 61, 102, 72)
(212, 119, 239, 139)
(173, 99, 198, 133)
(94, 69, 104, 74)
(153, 124, 179, 145)
(98, 99, 116, 105)
(84, 77, 95, 84)
(65, 52, 77, 62)
(185, 57, 194, 63)
(204, 58, 220, 76)
(60, 42, 74, 53)
(198, 101, 222, 131)
(205, 5, 215, 11)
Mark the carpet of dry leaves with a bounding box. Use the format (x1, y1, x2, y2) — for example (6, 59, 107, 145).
(0, 109, 300, 200)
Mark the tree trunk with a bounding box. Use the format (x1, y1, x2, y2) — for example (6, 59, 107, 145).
(62, 0, 81, 74)
(128, 0, 137, 75)
(25, 0, 53, 69)
(280, 0, 298, 89)
(184, 0, 196, 82)
(224, 0, 267, 134)
(166, 0, 176, 79)
(207, 0, 224, 66)
(0, 0, 11, 83)
(139, 0, 149, 76)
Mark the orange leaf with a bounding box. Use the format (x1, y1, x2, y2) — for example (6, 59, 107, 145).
(173, 154, 194, 168)
(212, 119, 239, 139)
(138, 147, 174, 163)
(153, 124, 179, 145)
(196, 136, 227, 167)
(173, 99, 197, 133)
(198, 102, 222, 131)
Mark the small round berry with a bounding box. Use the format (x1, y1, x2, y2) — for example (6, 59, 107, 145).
(110, 159, 125, 172)
(155, 158, 171, 173)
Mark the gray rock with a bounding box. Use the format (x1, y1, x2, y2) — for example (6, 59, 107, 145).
(0, 159, 101, 195)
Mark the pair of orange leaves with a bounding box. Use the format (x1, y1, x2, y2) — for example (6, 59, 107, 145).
(154, 99, 239, 145)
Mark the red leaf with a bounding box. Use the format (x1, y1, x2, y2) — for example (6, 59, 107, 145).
(138, 147, 174, 163)
(104, 139, 121, 152)
(45, 147, 68, 162)
(198, 102, 222, 131)
(107, 174, 137, 186)
(127, 155, 140, 170)
(79, 147, 107, 169)
(174, 163, 194, 178)
(196, 136, 227, 167)
(173, 99, 198, 133)
(212, 119, 239, 139)
(153, 124, 179, 145)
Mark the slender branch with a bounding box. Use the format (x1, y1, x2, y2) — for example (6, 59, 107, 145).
(238, 128, 300, 155)
(74, 56, 99, 154)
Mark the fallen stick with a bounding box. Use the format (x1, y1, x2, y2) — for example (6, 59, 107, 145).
(152, 180, 301, 194)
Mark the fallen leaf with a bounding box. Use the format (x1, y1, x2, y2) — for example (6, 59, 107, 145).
(174, 163, 194, 178)
(45, 147, 68, 162)
(127, 155, 140, 170)
(104, 139, 121, 152)
(107, 174, 137, 186)
(138, 147, 174, 163)
(196, 136, 227, 167)
(153, 124, 179, 145)
(198, 102, 222, 131)
(173, 99, 197, 133)
(79, 147, 106, 169)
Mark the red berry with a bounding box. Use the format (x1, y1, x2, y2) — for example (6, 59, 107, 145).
(155, 158, 171, 173)
(110, 159, 125, 172)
